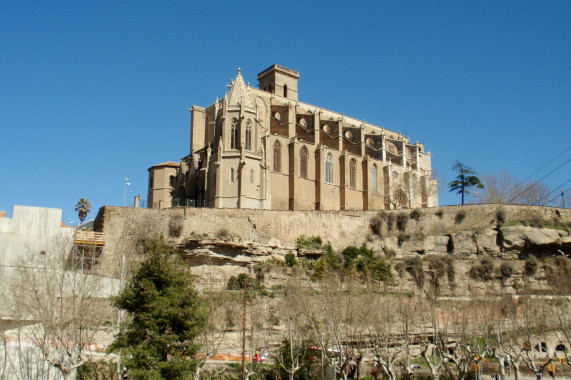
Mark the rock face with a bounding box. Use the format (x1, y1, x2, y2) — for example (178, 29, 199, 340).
(95, 204, 570, 291)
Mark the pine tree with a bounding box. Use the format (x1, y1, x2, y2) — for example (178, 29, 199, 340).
(110, 236, 208, 379)
(448, 160, 484, 205)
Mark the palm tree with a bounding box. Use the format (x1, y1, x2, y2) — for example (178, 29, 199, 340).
(75, 198, 92, 224)
(448, 161, 484, 205)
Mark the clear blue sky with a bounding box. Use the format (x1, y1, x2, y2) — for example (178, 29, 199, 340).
(1, 1, 570, 224)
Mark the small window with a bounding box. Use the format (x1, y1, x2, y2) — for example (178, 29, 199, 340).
(273, 141, 281, 173)
(250, 169, 254, 183)
(230, 168, 234, 183)
(284, 84, 288, 97)
(349, 159, 357, 189)
(169, 176, 175, 187)
(245, 119, 252, 151)
(231, 118, 239, 149)
(300, 146, 308, 179)
(372, 165, 377, 194)
(326, 153, 333, 184)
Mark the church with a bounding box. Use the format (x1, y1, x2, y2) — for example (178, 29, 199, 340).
(147, 64, 437, 211)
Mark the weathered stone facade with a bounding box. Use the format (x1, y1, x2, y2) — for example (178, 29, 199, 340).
(149, 64, 438, 210)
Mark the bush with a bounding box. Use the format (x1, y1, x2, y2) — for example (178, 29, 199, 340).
(426, 255, 455, 287)
(397, 213, 409, 232)
(342, 246, 361, 260)
(383, 247, 397, 258)
(387, 213, 396, 232)
(470, 257, 495, 280)
(227, 273, 260, 290)
(398, 233, 411, 247)
(284, 252, 298, 267)
(403, 256, 425, 289)
(410, 209, 423, 221)
(168, 215, 184, 237)
(499, 262, 514, 279)
(296, 235, 323, 250)
(496, 208, 506, 226)
(370, 213, 384, 237)
(524, 255, 539, 277)
(217, 228, 230, 240)
(455, 210, 467, 224)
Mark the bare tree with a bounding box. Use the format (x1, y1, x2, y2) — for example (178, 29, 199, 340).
(273, 278, 310, 380)
(6, 237, 109, 380)
(478, 171, 552, 206)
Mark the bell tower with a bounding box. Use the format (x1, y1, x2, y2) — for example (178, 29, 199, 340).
(257, 64, 300, 101)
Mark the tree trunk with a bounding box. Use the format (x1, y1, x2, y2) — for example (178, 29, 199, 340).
(194, 363, 203, 380)
(498, 357, 506, 380)
(62, 368, 77, 380)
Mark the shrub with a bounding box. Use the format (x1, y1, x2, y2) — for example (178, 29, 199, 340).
(342, 246, 361, 260)
(455, 210, 467, 224)
(496, 208, 506, 226)
(217, 228, 230, 240)
(168, 215, 184, 237)
(398, 233, 411, 247)
(397, 213, 409, 232)
(470, 257, 495, 280)
(370, 213, 384, 237)
(387, 213, 396, 232)
(383, 247, 397, 258)
(394, 262, 405, 277)
(284, 252, 298, 267)
(227, 273, 260, 290)
(410, 209, 423, 221)
(499, 262, 514, 279)
(403, 256, 425, 289)
(426, 255, 455, 286)
(296, 235, 323, 250)
(524, 255, 539, 277)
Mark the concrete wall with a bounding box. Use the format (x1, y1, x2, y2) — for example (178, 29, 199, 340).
(0, 206, 75, 283)
(96, 204, 571, 269)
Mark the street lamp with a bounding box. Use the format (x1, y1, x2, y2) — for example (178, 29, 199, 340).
(123, 178, 131, 207)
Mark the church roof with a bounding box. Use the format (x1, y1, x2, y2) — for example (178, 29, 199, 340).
(227, 68, 254, 111)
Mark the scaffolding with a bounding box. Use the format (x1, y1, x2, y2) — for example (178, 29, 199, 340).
(69, 231, 105, 272)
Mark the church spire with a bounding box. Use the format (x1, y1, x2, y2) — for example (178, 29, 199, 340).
(227, 67, 254, 110)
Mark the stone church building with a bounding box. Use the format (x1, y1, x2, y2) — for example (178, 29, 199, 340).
(148, 64, 437, 211)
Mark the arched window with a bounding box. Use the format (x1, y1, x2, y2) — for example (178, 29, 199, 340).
(273, 141, 281, 173)
(300, 146, 308, 179)
(326, 153, 333, 184)
(245, 119, 252, 151)
(372, 165, 378, 194)
(230, 168, 234, 183)
(231, 118, 239, 149)
(350, 159, 357, 189)
(284, 84, 288, 98)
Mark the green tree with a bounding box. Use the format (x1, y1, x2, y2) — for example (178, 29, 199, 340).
(110, 237, 208, 379)
(75, 198, 92, 224)
(448, 160, 484, 205)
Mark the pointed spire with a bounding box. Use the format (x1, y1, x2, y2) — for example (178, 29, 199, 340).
(227, 67, 254, 110)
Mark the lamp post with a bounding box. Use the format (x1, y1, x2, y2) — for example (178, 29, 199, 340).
(123, 178, 131, 207)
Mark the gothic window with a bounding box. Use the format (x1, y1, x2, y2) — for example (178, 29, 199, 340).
(230, 168, 234, 183)
(245, 119, 252, 151)
(326, 153, 333, 184)
(372, 165, 377, 194)
(350, 159, 357, 189)
(273, 141, 281, 173)
(300, 146, 308, 179)
(231, 118, 239, 149)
